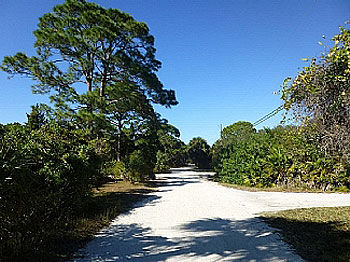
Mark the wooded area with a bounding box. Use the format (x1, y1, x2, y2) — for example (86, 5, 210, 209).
(1, 0, 349, 261)
(0, 1, 187, 260)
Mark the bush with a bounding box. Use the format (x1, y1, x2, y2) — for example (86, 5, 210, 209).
(112, 161, 127, 179)
(154, 150, 170, 173)
(101, 160, 127, 179)
(124, 150, 154, 182)
(213, 123, 350, 190)
(0, 122, 100, 261)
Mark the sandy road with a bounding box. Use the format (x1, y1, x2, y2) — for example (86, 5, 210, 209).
(71, 168, 350, 262)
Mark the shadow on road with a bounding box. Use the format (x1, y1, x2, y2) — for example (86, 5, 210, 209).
(154, 176, 200, 189)
(73, 218, 300, 261)
(262, 216, 350, 262)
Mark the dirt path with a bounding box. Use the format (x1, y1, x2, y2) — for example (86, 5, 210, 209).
(71, 168, 350, 261)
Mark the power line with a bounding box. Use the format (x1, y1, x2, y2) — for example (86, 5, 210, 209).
(253, 105, 284, 127)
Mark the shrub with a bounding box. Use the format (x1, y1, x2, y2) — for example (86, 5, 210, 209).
(213, 123, 350, 191)
(187, 137, 212, 169)
(0, 122, 100, 261)
(124, 150, 154, 182)
(154, 150, 170, 173)
(112, 161, 127, 179)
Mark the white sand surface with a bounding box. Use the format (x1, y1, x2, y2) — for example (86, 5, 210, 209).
(71, 168, 350, 262)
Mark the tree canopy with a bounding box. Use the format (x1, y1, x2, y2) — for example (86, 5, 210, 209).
(1, 0, 177, 116)
(1, 0, 178, 164)
(221, 121, 256, 141)
(187, 137, 212, 169)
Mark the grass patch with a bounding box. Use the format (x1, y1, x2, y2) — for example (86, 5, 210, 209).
(261, 206, 350, 262)
(14, 180, 157, 262)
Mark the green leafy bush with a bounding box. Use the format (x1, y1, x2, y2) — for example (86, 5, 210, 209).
(154, 150, 171, 173)
(213, 123, 350, 190)
(0, 122, 100, 261)
(112, 161, 127, 179)
(124, 150, 154, 182)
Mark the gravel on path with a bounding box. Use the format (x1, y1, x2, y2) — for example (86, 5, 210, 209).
(71, 168, 350, 262)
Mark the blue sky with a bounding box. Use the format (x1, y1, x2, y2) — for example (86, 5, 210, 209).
(0, 0, 349, 144)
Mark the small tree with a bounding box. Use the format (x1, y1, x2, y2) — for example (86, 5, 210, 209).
(187, 137, 211, 169)
(26, 104, 47, 130)
(212, 121, 256, 171)
(156, 123, 187, 168)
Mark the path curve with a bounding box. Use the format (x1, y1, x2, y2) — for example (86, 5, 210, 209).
(71, 168, 350, 262)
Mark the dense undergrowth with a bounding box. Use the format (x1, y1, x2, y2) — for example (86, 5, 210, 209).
(213, 124, 350, 191)
(2, 175, 155, 262)
(0, 122, 100, 261)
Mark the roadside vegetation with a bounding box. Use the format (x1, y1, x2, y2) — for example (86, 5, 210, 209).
(213, 123, 350, 191)
(1, 0, 350, 261)
(213, 23, 350, 192)
(187, 137, 212, 169)
(0, 0, 187, 261)
(7, 178, 155, 262)
(211, 21, 350, 261)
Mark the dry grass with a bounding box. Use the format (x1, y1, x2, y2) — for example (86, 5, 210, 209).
(261, 207, 350, 262)
(39, 180, 157, 262)
(93, 180, 156, 193)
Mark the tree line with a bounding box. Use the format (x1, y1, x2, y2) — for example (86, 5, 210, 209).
(212, 23, 350, 191)
(2, 0, 348, 260)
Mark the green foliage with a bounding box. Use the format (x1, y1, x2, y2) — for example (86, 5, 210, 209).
(125, 150, 154, 182)
(154, 150, 171, 173)
(221, 121, 256, 140)
(213, 123, 350, 190)
(100, 160, 127, 179)
(26, 104, 47, 130)
(282, 23, 350, 162)
(213, 121, 256, 172)
(0, 122, 101, 260)
(112, 161, 127, 179)
(154, 123, 187, 172)
(187, 137, 212, 169)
